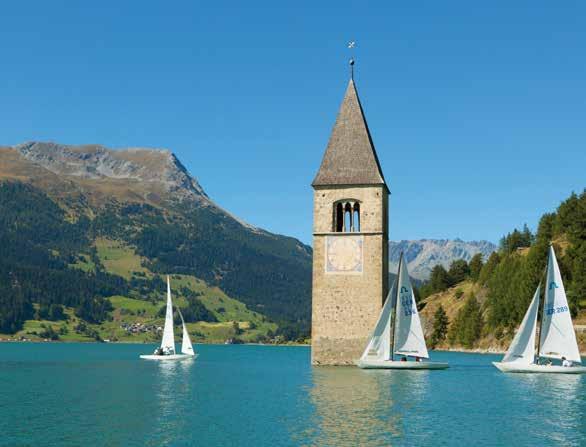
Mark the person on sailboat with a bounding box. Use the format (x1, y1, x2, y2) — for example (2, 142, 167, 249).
(562, 357, 572, 367)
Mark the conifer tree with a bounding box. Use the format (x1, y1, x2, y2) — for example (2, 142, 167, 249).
(429, 265, 451, 292)
(448, 259, 470, 285)
(429, 305, 449, 349)
(448, 294, 483, 348)
(468, 253, 484, 282)
(477, 252, 501, 285)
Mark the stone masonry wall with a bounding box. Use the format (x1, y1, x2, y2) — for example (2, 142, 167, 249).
(312, 185, 389, 365)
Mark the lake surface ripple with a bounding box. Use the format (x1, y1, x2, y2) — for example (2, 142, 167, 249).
(1, 344, 584, 446)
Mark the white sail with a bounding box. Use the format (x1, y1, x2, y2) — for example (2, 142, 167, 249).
(501, 285, 540, 364)
(393, 256, 429, 359)
(178, 308, 195, 356)
(160, 275, 176, 353)
(539, 246, 581, 363)
(360, 281, 396, 361)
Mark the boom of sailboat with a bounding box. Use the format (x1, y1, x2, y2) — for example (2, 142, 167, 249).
(140, 275, 197, 361)
(493, 246, 586, 374)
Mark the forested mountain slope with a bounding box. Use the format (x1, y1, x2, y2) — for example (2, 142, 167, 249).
(417, 190, 586, 352)
(0, 142, 312, 342)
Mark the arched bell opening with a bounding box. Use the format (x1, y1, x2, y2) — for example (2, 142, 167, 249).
(333, 200, 361, 233)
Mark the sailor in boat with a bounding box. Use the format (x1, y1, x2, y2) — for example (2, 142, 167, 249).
(562, 357, 572, 367)
(153, 346, 173, 356)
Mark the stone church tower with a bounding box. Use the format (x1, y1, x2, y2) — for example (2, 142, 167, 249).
(311, 78, 389, 365)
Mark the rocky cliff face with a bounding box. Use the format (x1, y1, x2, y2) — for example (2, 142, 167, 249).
(389, 239, 497, 281)
(14, 141, 208, 202)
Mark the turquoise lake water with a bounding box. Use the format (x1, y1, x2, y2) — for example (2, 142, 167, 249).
(0, 343, 584, 447)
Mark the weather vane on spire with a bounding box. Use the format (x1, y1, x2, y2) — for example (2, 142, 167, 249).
(348, 41, 356, 80)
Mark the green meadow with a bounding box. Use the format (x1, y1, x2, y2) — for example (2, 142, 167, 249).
(3, 238, 277, 344)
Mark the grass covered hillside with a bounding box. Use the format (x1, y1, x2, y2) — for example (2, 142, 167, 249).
(418, 190, 586, 353)
(0, 142, 311, 343)
(0, 183, 277, 343)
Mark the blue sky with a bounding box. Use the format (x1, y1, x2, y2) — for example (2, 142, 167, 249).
(1, 1, 585, 245)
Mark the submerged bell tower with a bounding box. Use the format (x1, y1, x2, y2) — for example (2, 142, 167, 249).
(311, 72, 389, 366)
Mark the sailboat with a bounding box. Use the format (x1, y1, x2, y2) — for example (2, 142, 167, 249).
(358, 253, 449, 370)
(140, 275, 197, 361)
(493, 246, 585, 373)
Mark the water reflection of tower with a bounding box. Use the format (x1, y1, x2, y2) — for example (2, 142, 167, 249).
(305, 368, 431, 446)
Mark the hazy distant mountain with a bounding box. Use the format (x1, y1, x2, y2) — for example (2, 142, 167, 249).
(389, 239, 497, 281)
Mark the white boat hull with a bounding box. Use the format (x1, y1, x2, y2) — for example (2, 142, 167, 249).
(493, 362, 586, 374)
(358, 359, 449, 370)
(140, 353, 198, 361)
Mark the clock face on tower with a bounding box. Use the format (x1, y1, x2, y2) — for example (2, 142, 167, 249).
(325, 235, 363, 274)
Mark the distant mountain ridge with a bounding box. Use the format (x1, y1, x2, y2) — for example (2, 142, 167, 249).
(389, 239, 497, 281)
(14, 141, 209, 203)
(12, 142, 258, 230)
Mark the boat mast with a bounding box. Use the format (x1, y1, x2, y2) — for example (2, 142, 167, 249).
(534, 249, 550, 364)
(390, 252, 403, 361)
(534, 282, 544, 364)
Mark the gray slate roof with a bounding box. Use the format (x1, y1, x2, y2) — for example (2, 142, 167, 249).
(312, 79, 387, 188)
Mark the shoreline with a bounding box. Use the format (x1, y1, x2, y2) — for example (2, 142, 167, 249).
(2, 340, 584, 356)
(0, 339, 310, 347)
(0, 339, 502, 353)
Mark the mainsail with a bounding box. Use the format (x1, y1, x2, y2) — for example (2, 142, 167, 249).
(393, 256, 429, 359)
(502, 285, 540, 364)
(360, 281, 396, 362)
(178, 308, 195, 356)
(160, 275, 176, 353)
(539, 246, 581, 362)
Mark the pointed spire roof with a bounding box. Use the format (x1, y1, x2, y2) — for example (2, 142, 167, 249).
(312, 79, 387, 189)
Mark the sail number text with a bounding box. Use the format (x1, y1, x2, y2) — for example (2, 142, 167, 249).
(546, 306, 568, 315)
(400, 296, 417, 317)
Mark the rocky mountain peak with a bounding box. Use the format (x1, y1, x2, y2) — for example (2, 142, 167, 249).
(14, 141, 208, 202)
(389, 239, 497, 281)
